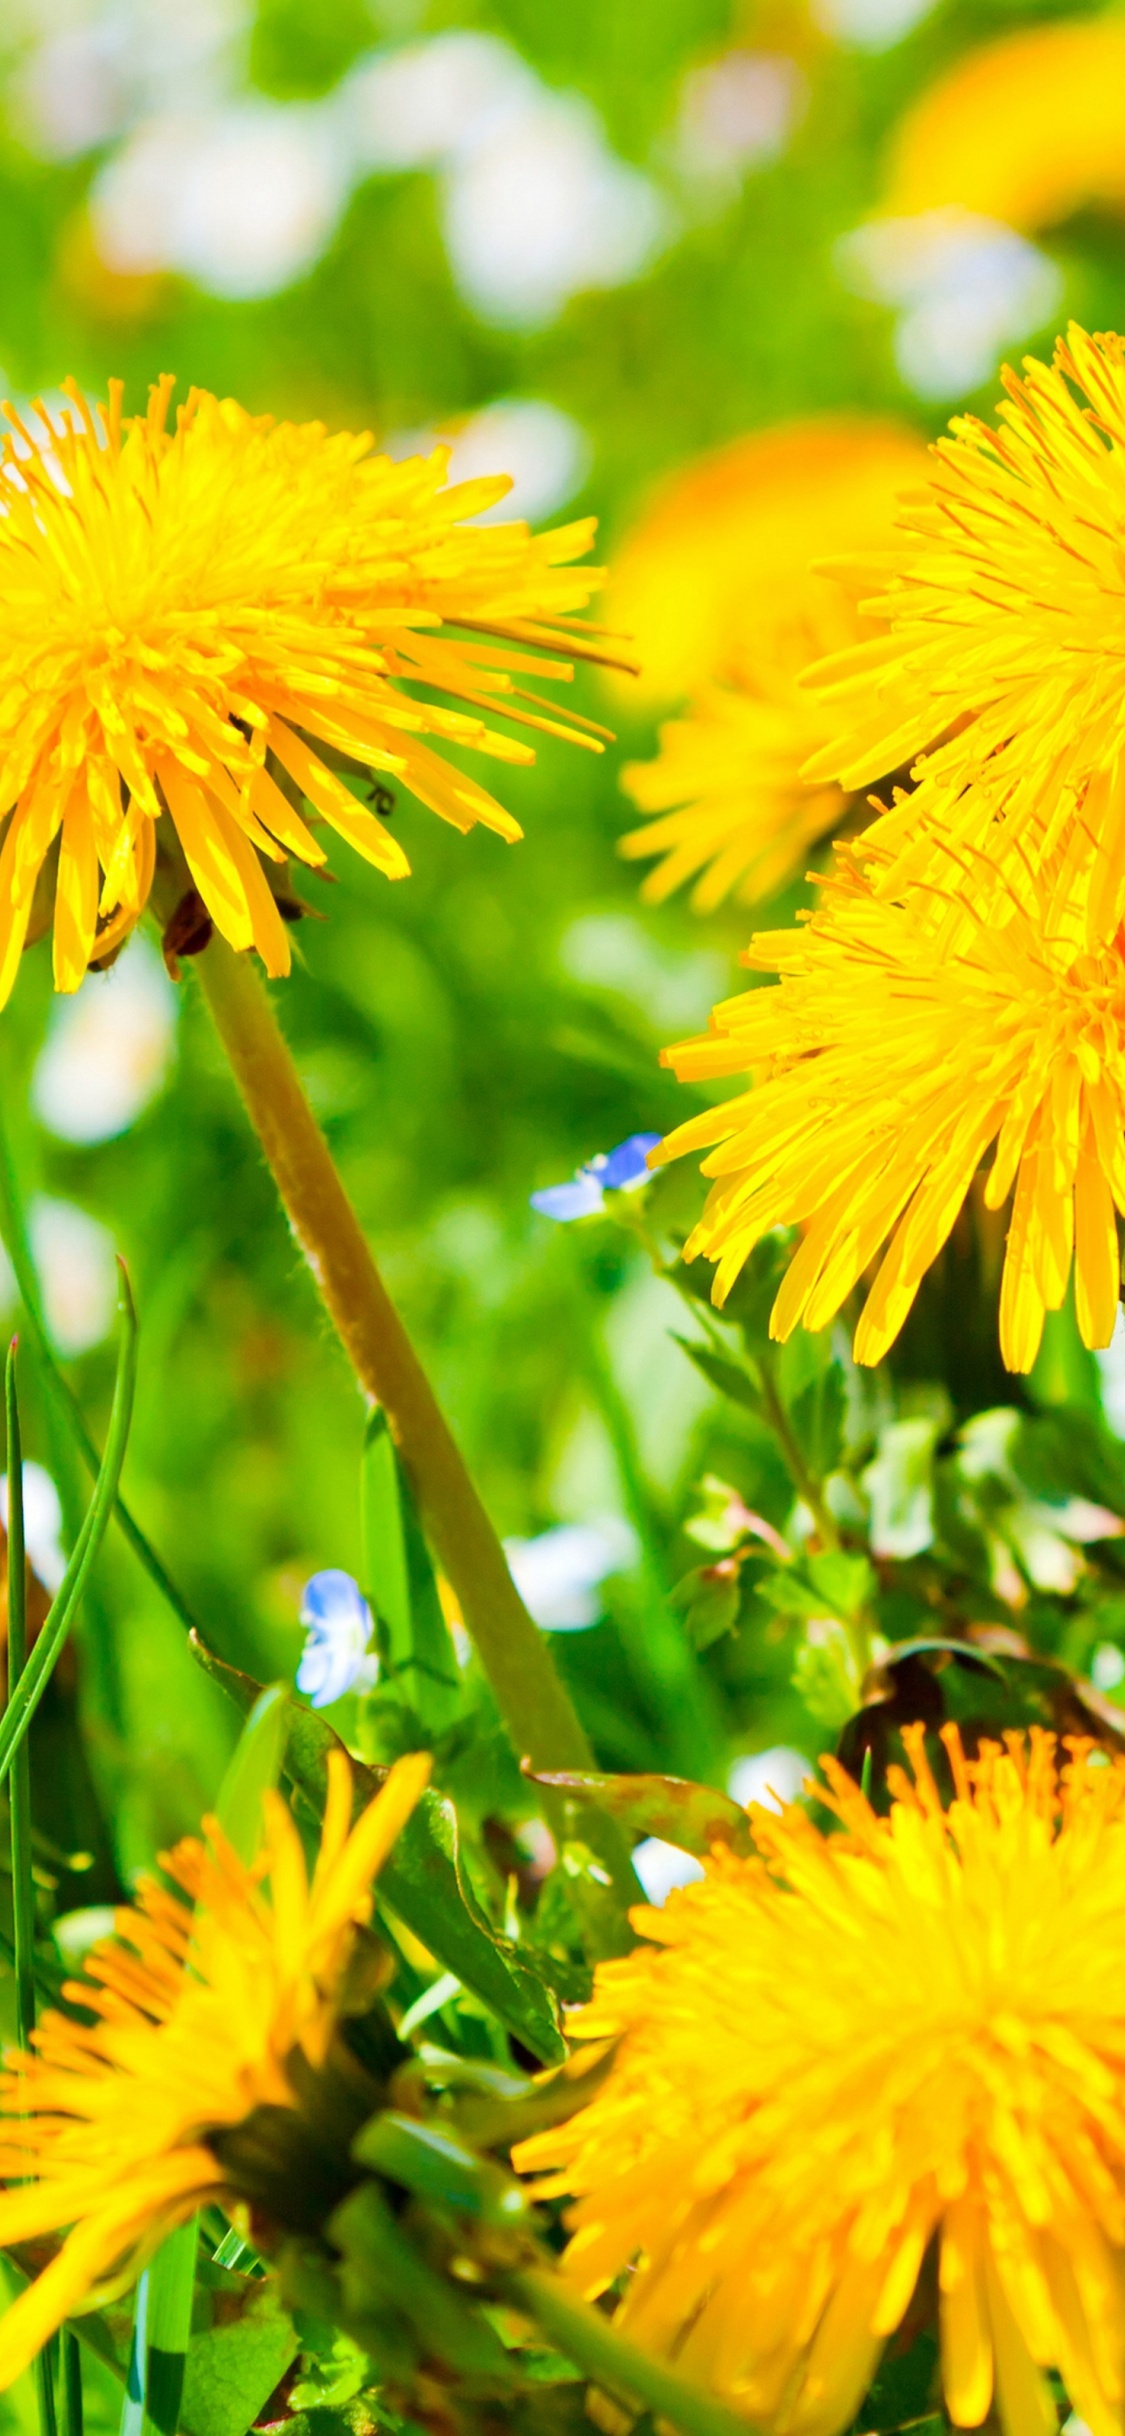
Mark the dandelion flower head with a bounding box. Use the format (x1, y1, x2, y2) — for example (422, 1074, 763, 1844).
(517, 1726, 1125, 2436)
(657, 814, 1125, 1372)
(612, 417, 924, 911)
(0, 1748, 430, 2386)
(804, 327, 1125, 930)
(884, 20, 1125, 234)
(604, 416, 924, 711)
(0, 378, 610, 1005)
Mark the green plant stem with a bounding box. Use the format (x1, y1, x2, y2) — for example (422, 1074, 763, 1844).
(505, 2267, 757, 2436)
(192, 939, 603, 1791)
(61, 2333, 83, 2436)
(757, 1352, 840, 1550)
(0, 1274, 137, 1794)
(5, 1352, 58, 2436)
(0, 1101, 199, 1643)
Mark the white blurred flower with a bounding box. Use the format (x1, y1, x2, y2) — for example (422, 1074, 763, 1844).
(344, 31, 536, 172)
(443, 89, 668, 328)
(631, 1837, 704, 1906)
(33, 935, 176, 1145)
(727, 1746, 810, 1812)
(24, 1200, 117, 1356)
(9, 0, 245, 159)
(837, 209, 1063, 400)
(91, 99, 350, 296)
(442, 400, 590, 525)
(812, 0, 938, 51)
(1091, 1645, 1125, 1693)
(0, 1460, 67, 1593)
(673, 51, 804, 185)
(504, 1516, 638, 1631)
(1098, 1309, 1125, 1437)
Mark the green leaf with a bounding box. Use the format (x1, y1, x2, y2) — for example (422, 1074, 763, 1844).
(179, 2266, 297, 2436)
(526, 1768, 752, 1857)
(670, 1562, 741, 1652)
(788, 1365, 846, 1480)
(353, 2111, 528, 2229)
(214, 1685, 289, 1864)
(672, 1337, 761, 1414)
(362, 1412, 461, 1735)
(760, 1551, 875, 1626)
(328, 2182, 510, 2379)
(189, 1640, 565, 2063)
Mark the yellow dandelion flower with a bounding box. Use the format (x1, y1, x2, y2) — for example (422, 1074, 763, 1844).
(656, 819, 1125, 1373)
(618, 597, 857, 914)
(0, 1748, 430, 2387)
(517, 1726, 1125, 2436)
(884, 18, 1125, 232)
(0, 378, 611, 1006)
(603, 416, 924, 711)
(804, 327, 1125, 928)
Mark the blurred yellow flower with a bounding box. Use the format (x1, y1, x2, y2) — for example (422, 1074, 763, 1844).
(0, 1749, 430, 2387)
(656, 817, 1125, 1373)
(603, 415, 924, 710)
(805, 327, 1125, 933)
(619, 595, 856, 912)
(0, 379, 610, 1004)
(518, 1726, 1125, 2436)
(884, 17, 1125, 231)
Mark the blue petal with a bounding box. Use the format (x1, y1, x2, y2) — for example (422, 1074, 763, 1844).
(300, 1568, 370, 1631)
(600, 1133, 662, 1191)
(530, 1175, 606, 1221)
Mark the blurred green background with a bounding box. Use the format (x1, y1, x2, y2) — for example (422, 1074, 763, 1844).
(2, 0, 1125, 1889)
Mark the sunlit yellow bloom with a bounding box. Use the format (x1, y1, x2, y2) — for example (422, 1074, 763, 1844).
(603, 416, 924, 710)
(657, 820, 1125, 1372)
(805, 328, 1125, 933)
(619, 597, 855, 913)
(518, 1727, 1125, 2436)
(0, 378, 610, 1005)
(0, 1749, 430, 2386)
(884, 19, 1125, 231)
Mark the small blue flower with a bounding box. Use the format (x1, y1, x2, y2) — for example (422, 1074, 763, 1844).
(530, 1132, 661, 1222)
(297, 1569, 377, 1708)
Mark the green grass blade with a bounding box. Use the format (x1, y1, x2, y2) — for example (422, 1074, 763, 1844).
(214, 1683, 288, 1862)
(6, 1349, 58, 2436)
(142, 2218, 199, 2436)
(61, 2332, 83, 2436)
(0, 1100, 201, 1638)
(0, 1268, 137, 1794)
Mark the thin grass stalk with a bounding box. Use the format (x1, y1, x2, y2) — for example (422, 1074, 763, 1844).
(5, 1348, 59, 2436)
(0, 1271, 137, 1794)
(0, 1100, 199, 1639)
(61, 2333, 83, 2436)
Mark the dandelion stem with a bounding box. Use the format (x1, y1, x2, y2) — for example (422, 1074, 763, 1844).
(191, 937, 630, 1858)
(505, 2267, 759, 2436)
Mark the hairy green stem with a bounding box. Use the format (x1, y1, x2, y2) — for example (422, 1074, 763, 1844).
(505, 2268, 757, 2436)
(191, 936, 635, 1894)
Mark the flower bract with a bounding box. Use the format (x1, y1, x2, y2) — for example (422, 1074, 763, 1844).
(0, 378, 610, 1005)
(517, 1726, 1125, 2436)
(0, 1747, 430, 2385)
(657, 820, 1125, 1372)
